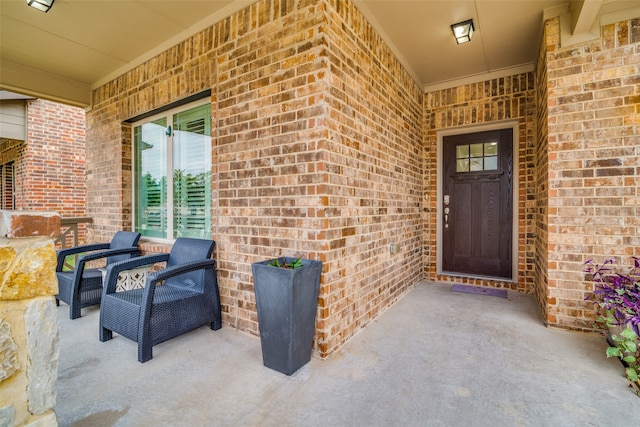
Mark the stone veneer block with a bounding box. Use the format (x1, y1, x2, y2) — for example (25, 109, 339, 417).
(25, 299, 59, 416)
(0, 320, 19, 382)
(0, 210, 60, 427)
(0, 405, 15, 427)
(0, 210, 61, 239)
(0, 239, 58, 300)
(0, 210, 59, 300)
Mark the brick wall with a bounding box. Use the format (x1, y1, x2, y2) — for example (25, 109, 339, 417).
(543, 17, 640, 330)
(87, 16, 216, 240)
(213, 0, 332, 340)
(424, 73, 537, 292)
(1, 99, 87, 245)
(0, 139, 22, 165)
(87, 0, 424, 358)
(533, 18, 554, 324)
(81, 0, 640, 352)
(20, 99, 86, 216)
(320, 0, 423, 354)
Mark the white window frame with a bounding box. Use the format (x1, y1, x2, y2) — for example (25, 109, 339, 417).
(131, 100, 212, 242)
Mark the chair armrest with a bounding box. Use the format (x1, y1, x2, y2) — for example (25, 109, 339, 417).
(56, 243, 111, 270)
(141, 259, 216, 314)
(103, 253, 170, 295)
(57, 243, 110, 258)
(70, 248, 141, 281)
(78, 247, 140, 263)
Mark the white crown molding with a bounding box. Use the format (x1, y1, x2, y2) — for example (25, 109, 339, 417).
(423, 64, 534, 93)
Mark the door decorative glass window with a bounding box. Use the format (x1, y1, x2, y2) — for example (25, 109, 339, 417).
(455, 142, 498, 172)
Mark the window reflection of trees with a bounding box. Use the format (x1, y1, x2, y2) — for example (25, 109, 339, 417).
(134, 104, 212, 240)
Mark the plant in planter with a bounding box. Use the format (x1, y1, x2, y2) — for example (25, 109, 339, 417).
(268, 257, 303, 269)
(585, 257, 640, 393)
(251, 256, 322, 375)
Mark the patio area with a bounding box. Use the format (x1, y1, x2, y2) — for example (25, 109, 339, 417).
(55, 282, 640, 426)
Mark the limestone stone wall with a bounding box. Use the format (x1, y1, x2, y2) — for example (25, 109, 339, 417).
(0, 210, 60, 427)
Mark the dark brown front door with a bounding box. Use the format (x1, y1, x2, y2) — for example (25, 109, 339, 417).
(442, 129, 513, 279)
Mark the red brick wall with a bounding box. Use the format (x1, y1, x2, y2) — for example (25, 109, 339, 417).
(543, 17, 640, 330)
(2, 99, 88, 245)
(87, 0, 424, 358)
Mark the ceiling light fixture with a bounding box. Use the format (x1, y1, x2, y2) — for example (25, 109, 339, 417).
(451, 19, 474, 44)
(26, 0, 55, 13)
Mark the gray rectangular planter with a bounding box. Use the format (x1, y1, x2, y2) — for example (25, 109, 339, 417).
(251, 257, 322, 375)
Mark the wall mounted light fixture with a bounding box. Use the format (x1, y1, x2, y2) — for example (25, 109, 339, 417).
(451, 19, 474, 44)
(26, 0, 55, 13)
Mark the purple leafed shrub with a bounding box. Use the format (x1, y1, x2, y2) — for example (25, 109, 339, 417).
(585, 257, 640, 389)
(585, 257, 640, 333)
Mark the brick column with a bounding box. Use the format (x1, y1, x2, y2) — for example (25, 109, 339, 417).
(0, 210, 60, 427)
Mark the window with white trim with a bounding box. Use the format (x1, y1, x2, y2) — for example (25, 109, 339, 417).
(133, 102, 212, 240)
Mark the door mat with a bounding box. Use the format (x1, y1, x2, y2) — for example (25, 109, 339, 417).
(450, 284, 508, 298)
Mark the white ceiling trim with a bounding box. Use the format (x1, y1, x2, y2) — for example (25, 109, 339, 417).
(600, 5, 640, 25)
(423, 63, 535, 93)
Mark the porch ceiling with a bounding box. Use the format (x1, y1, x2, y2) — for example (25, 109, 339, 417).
(0, 0, 637, 107)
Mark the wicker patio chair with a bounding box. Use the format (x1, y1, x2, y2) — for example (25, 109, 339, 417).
(56, 231, 141, 320)
(99, 237, 221, 363)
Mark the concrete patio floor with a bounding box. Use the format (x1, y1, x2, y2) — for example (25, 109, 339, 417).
(55, 282, 640, 426)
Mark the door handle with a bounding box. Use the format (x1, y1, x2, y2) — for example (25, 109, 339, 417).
(444, 195, 450, 228)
